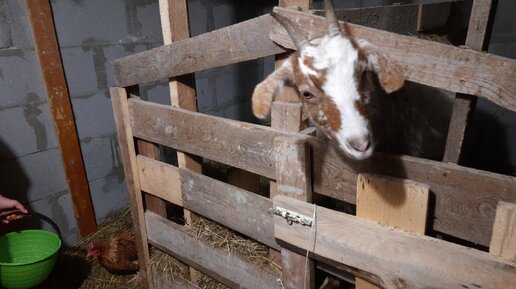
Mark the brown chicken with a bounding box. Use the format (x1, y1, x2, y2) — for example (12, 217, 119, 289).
(85, 229, 139, 273)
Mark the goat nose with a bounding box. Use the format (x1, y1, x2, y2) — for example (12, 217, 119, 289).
(348, 136, 370, 152)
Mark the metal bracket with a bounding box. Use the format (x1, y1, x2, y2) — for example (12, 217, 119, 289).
(270, 206, 313, 227)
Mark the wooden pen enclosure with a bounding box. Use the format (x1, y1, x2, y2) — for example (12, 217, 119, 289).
(111, 2, 516, 289)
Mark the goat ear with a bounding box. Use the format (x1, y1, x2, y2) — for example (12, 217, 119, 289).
(358, 40, 405, 93)
(370, 53, 405, 94)
(252, 60, 294, 119)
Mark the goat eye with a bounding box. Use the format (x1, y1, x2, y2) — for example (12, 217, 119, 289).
(301, 91, 314, 99)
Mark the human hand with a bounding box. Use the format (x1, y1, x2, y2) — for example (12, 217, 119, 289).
(0, 195, 28, 224)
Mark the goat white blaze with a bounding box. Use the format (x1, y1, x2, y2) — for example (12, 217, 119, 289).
(300, 35, 373, 159)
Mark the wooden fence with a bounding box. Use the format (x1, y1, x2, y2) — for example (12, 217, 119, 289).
(111, 2, 516, 289)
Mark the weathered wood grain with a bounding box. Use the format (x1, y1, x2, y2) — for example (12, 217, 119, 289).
(27, 0, 96, 238)
(128, 99, 304, 180)
(273, 196, 516, 289)
(356, 174, 429, 235)
(312, 142, 516, 246)
(136, 155, 279, 250)
(356, 174, 429, 289)
(180, 168, 280, 251)
(270, 7, 516, 112)
(443, 94, 477, 163)
(443, 0, 492, 164)
(137, 155, 182, 206)
(113, 14, 285, 87)
(274, 136, 314, 289)
(146, 211, 283, 289)
(490, 201, 516, 261)
(110, 87, 154, 288)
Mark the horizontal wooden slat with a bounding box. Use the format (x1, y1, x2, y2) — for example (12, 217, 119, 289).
(137, 155, 279, 250)
(180, 168, 279, 250)
(273, 196, 516, 289)
(271, 7, 516, 112)
(113, 14, 285, 87)
(146, 211, 282, 289)
(128, 99, 304, 179)
(313, 142, 516, 246)
(137, 155, 182, 205)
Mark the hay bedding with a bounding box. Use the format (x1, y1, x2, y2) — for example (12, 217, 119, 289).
(35, 206, 279, 289)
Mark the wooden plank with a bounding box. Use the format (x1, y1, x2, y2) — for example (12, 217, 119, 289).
(443, 0, 493, 163)
(273, 195, 516, 289)
(271, 101, 308, 132)
(113, 14, 285, 87)
(126, 86, 168, 217)
(136, 156, 279, 250)
(274, 136, 314, 289)
(356, 174, 429, 235)
(26, 0, 96, 238)
(270, 7, 516, 112)
(490, 201, 516, 261)
(356, 174, 429, 289)
(312, 143, 516, 246)
(465, 0, 493, 51)
(110, 87, 154, 288)
(137, 155, 182, 206)
(128, 99, 304, 179)
(146, 211, 283, 289)
(442, 94, 477, 163)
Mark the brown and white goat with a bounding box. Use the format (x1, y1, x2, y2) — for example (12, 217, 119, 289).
(253, 0, 452, 160)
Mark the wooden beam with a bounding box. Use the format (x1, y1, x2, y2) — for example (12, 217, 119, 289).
(356, 174, 429, 289)
(113, 14, 285, 88)
(313, 143, 516, 246)
(443, 0, 493, 163)
(273, 196, 516, 289)
(270, 7, 516, 112)
(128, 99, 303, 179)
(489, 201, 516, 261)
(110, 88, 154, 288)
(274, 136, 314, 289)
(26, 0, 96, 238)
(146, 211, 283, 289)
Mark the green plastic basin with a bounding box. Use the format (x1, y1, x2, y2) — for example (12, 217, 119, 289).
(0, 230, 61, 289)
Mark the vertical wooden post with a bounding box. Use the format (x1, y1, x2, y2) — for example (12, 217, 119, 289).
(355, 174, 429, 289)
(443, 0, 493, 163)
(272, 2, 312, 288)
(274, 136, 314, 289)
(489, 201, 516, 261)
(111, 87, 154, 289)
(26, 0, 97, 238)
(158, 0, 203, 285)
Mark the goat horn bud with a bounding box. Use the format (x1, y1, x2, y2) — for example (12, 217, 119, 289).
(324, 0, 342, 37)
(271, 12, 308, 51)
